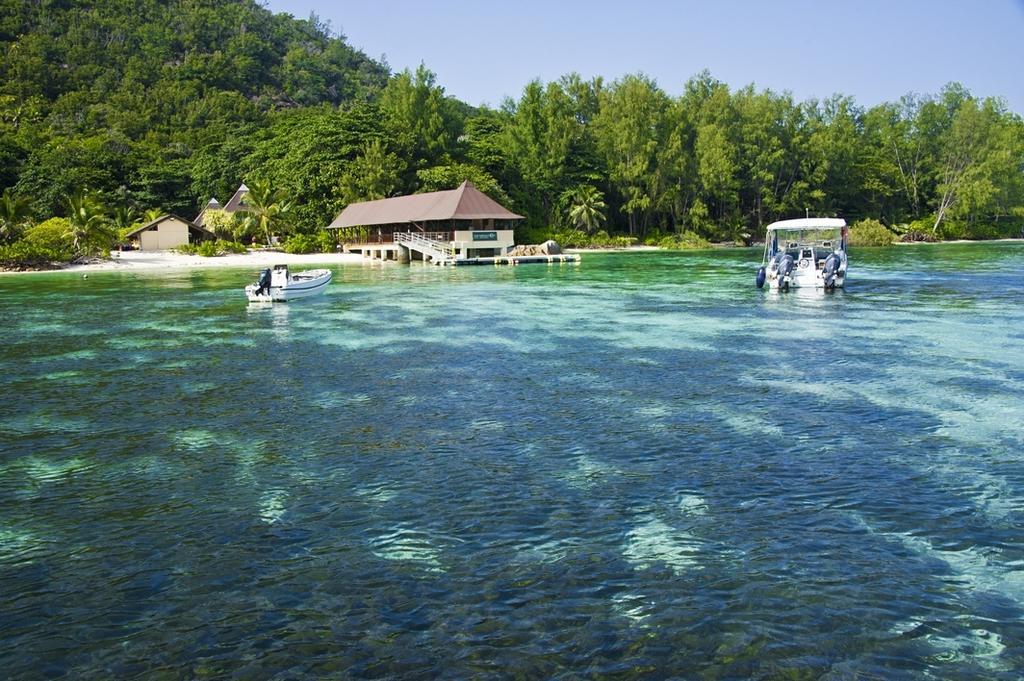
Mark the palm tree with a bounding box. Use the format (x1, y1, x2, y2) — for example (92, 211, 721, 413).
(242, 178, 293, 246)
(563, 185, 607, 233)
(65, 191, 116, 257)
(112, 204, 139, 231)
(0, 188, 31, 243)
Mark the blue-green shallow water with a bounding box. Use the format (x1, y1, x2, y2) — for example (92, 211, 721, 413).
(2, 244, 1024, 679)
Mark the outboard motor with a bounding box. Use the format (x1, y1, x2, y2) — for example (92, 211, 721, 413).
(775, 253, 794, 290)
(822, 253, 841, 289)
(756, 266, 766, 289)
(255, 268, 272, 296)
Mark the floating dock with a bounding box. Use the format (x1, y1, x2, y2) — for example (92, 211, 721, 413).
(447, 254, 580, 267)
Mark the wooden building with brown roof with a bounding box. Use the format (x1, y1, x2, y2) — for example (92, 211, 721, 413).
(327, 181, 522, 260)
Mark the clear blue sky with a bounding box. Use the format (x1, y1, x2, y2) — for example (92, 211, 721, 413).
(263, 0, 1024, 114)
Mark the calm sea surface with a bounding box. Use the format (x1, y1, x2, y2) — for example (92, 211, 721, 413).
(2, 244, 1024, 678)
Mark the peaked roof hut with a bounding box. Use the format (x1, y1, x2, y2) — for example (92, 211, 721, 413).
(327, 181, 522, 230)
(194, 197, 222, 227)
(222, 183, 250, 213)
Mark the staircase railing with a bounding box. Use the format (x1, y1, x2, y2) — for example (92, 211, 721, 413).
(395, 232, 456, 262)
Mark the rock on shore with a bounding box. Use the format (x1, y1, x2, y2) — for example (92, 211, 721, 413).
(508, 240, 562, 256)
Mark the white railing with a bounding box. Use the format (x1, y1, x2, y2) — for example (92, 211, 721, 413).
(395, 232, 456, 262)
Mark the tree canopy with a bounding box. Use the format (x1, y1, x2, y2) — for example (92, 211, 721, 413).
(1, 1, 1021, 246)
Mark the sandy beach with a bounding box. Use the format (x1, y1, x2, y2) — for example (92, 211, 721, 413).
(2, 249, 371, 275)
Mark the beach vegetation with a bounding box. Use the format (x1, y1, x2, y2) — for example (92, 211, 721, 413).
(177, 240, 247, 257)
(649, 231, 713, 250)
(0, 240, 69, 269)
(65, 191, 117, 257)
(561, 185, 607, 233)
(194, 240, 222, 257)
(0, 217, 75, 268)
(22, 218, 74, 253)
(201, 210, 241, 242)
(239, 178, 293, 247)
(282, 233, 317, 254)
(0, 188, 32, 244)
(282, 230, 338, 254)
(539, 228, 635, 249)
(848, 219, 898, 246)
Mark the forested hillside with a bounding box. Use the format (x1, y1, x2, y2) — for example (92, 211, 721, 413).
(1, 0, 1022, 260)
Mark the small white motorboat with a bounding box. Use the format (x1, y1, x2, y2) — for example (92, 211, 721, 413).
(245, 264, 331, 302)
(756, 218, 849, 291)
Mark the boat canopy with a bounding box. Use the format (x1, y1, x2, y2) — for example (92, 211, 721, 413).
(765, 218, 846, 232)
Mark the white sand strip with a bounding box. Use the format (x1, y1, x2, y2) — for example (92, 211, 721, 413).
(3, 249, 370, 275)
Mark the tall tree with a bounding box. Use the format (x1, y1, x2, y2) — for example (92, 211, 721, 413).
(594, 74, 670, 236)
(933, 96, 988, 232)
(380, 64, 460, 170)
(338, 139, 405, 205)
(504, 80, 581, 225)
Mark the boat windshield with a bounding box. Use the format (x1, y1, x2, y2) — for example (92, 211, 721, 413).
(764, 226, 846, 263)
(772, 228, 843, 249)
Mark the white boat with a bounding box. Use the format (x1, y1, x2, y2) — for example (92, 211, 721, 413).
(245, 264, 332, 302)
(756, 218, 848, 291)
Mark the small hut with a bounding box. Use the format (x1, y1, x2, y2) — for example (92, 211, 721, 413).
(125, 215, 215, 251)
(195, 184, 249, 234)
(194, 198, 223, 228)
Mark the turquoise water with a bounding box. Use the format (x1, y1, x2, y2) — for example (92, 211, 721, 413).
(2, 244, 1024, 678)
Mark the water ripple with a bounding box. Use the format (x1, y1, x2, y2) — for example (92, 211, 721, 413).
(2, 245, 1024, 677)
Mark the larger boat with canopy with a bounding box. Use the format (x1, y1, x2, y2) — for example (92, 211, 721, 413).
(756, 218, 848, 290)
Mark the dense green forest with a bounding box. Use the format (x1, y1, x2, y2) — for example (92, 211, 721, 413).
(1, 0, 1022, 264)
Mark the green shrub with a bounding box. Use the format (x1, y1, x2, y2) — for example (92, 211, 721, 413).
(314, 230, 336, 252)
(23, 218, 74, 252)
(285, 231, 338, 254)
(549, 228, 588, 248)
(643, 229, 665, 247)
(177, 240, 246, 256)
(0, 240, 72, 268)
(283, 233, 317, 254)
(660, 231, 712, 249)
(195, 240, 221, 257)
(935, 219, 1022, 241)
(512, 226, 641, 249)
(849, 219, 897, 246)
(3, 218, 77, 266)
(219, 240, 248, 254)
